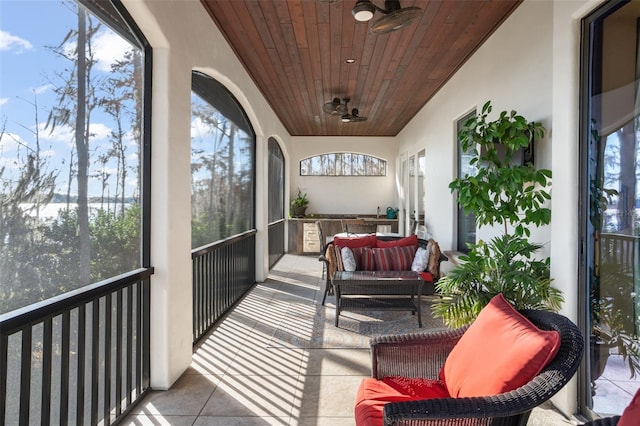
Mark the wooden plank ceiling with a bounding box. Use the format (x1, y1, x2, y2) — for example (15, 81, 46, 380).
(201, 0, 522, 137)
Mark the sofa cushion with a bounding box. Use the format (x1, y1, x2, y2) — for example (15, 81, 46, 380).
(440, 293, 561, 398)
(418, 271, 434, 282)
(351, 246, 375, 271)
(355, 376, 449, 426)
(371, 248, 394, 271)
(334, 234, 377, 249)
(376, 234, 418, 248)
(332, 244, 344, 272)
(341, 247, 357, 271)
(619, 388, 640, 426)
(411, 246, 430, 272)
(389, 245, 417, 271)
(427, 239, 442, 277)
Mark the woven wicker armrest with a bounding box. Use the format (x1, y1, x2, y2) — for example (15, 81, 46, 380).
(370, 327, 467, 379)
(383, 388, 542, 425)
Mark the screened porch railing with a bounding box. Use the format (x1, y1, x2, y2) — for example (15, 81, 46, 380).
(192, 230, 257, 344)
(0, 268, 153, 426)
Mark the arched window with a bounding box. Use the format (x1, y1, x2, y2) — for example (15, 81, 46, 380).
(300, 153, 387, 176)
(268, 138, 285, 223)
(190, 72, 256, 248)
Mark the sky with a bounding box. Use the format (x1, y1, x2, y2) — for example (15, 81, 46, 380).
(1, 0, 139, 201)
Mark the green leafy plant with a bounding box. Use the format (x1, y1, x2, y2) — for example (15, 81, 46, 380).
(434, 235, 562, 328)
(290, 189, 309, 208)
(290, 189, 309, 217)
(434, 101, 563, 327)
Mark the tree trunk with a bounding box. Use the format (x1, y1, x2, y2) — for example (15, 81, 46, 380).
(76, 8, 91, 285)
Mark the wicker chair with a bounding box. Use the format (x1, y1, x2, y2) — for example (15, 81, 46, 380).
(368, 309, 584, 426)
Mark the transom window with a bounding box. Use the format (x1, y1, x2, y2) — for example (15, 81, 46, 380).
(300, 153, 387, 176)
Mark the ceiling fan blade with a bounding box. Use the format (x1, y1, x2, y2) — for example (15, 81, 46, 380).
(322, 97, 342, 115)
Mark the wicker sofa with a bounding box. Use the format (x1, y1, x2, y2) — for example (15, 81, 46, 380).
(318, 233, 447, 306)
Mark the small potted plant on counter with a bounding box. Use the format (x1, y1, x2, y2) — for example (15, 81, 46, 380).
(290, 189, 309, 218)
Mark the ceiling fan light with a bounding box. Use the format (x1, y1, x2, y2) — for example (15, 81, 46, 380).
(352, 0, 375, 22)
(341, 115, 352, 122)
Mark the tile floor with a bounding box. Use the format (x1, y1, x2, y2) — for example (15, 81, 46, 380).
(123, 254, 580, 425)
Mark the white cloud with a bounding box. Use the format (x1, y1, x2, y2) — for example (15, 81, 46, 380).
(39, 123, 74, 145)
(89, 123, 111, 141)
(37, 122, 112, 145)
(0, 98, 9, 106)
(0, 30, 33, 53)
(93, 30, 132, 72)
(32, 84, 53, 95)
(0, 132, 24, 153)
(191, 116, 217, 139)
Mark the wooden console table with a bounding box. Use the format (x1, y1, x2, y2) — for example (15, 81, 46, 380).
(331, 270, 424, 327)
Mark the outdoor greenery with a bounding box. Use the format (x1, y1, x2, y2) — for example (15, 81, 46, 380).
(433, 101, 563, 327)
(190, 88, 255, 249)
(0, 1, 144, 314)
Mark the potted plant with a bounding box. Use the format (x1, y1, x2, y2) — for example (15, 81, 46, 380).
(290, 189, 309, 218)
(433, 101, 563, 327)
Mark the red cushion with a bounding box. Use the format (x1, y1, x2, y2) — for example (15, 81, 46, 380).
(351, 246, 376, 271)
(376, 234, 418, 248)
(388, 245, 417, 271)
(440, 293, 561, 398)
(371, 248, 394, 271)
(619, 388, 640, 426)
(418, 271, 434, 282)
(355, 377, 449, 426)
(334, 234, 378, 249)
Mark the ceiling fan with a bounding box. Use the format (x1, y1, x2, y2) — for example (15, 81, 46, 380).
(352, 0, 423, 34)
(322, 97, 367, 122)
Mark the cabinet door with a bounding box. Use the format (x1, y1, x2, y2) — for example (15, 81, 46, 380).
(303, 223, 320, 253)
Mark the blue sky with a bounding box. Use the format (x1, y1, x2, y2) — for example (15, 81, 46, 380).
(1, 0, 138, 200)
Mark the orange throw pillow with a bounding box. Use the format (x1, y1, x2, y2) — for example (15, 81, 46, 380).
(618, 388, 640, 426)
(440, 293, 561, 397)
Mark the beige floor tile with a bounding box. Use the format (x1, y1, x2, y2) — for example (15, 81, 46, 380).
(193, 416, 290, 426)
(200, 374, 300, 418)
(291, 417, 355, 426)
(121, 414, 198, 425)
(300, 349, 371, 376)
(291, 375, 365, 418)
(224, 347, 305, 376)
(131, 374, 220, 416)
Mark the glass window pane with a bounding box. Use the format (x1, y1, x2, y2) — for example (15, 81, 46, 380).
(457, 111, 477, 252)
(583, 1, 640, 416)
(299, 153, 386, 176)
(191, 73, 255, 248)
(0, 0, 146, 314)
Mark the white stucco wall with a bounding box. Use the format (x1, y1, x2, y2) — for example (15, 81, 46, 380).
(396, 0, 605, 417)
(289, 136, 398, 216)
(122, 0, 290, 389)
(396, 0, 554, 251)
